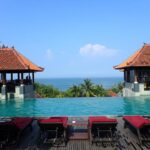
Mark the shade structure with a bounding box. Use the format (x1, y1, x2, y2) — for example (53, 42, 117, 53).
(0, 47, 44, 72)
(114, 44, 150, 70)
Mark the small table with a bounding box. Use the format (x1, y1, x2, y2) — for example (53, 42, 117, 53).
(67, 120, 89, 140)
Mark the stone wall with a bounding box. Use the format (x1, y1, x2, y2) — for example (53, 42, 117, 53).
(0, 84, 35, 99)
(123, 82, 150, 97)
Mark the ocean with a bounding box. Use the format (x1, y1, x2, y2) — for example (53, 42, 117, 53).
(35, 77, 123, 91)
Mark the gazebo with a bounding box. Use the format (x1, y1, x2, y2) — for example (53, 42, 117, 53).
(114, 43, 150, 97)
(0, 46, 44, 99)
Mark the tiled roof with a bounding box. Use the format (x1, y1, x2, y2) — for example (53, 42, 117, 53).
(0, 47, 44, 72)
(114, 44, 150, 69)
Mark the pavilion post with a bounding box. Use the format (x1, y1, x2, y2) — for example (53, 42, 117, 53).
(11, 73, 13, 82)
(21, 73, 24, 84)
(28, 72, 31, 80)
(2, 73, 6, 85)
(17, 73, 20, 80)
(32, 72, 34, 84)
(124, 70, 126, 82)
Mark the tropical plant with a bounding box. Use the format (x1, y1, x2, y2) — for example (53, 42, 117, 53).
(34, 80, 121, 98)
(80, 79, 95, 97)
(111, 82, 123, 94)
(68, 85, 82, 97)
(34, 82, 60, 98)
(93, 84, 108, 96)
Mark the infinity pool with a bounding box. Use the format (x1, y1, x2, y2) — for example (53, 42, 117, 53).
(0, 97, 150, 117)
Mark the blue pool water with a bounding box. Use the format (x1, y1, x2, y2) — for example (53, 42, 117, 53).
(0, 97, 150, 117)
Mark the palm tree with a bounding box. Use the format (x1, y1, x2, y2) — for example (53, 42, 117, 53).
(69, 85, 82, 97)
(93, 84, 108, 96)
(81, 79, 95, 97)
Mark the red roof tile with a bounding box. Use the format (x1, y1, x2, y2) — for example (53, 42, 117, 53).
(114, 44, 150, 69)
(0, 47, 44, 72)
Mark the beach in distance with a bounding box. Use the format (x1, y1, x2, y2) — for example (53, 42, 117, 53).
(36, 77, 123, 91)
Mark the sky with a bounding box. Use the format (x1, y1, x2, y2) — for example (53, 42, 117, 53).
(1, 0, 150, 78)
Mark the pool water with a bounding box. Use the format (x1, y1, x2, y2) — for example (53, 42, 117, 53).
(0, 97, 150, 117)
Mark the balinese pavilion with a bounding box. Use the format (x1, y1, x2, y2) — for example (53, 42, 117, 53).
(0, 46, 44, 99)
(114, 43, 150, 97)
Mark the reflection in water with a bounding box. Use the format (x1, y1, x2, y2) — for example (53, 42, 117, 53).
(0, 98, 37, 117)
(123, 97, 150, 115)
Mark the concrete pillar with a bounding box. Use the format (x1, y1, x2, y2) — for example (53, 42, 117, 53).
(134, 70, 138, 83)
(1, 84, 7, 99)
(20, 84, 25, 94)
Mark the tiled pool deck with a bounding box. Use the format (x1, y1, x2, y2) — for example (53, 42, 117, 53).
(3, 117, 150, 150)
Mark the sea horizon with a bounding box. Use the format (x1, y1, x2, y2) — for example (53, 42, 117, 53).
(35, 77, 123, 91)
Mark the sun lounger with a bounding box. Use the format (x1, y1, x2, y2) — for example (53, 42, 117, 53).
(123, 116, 150, 144)
(0, 117, 33, 148)
(88, 116, 118, 146)
(38, 117, 68, 146)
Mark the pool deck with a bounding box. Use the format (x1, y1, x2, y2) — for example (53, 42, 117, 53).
(4, 117, 150, 150)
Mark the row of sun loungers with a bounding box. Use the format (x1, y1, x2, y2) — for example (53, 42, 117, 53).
(0, 116, 150, 148)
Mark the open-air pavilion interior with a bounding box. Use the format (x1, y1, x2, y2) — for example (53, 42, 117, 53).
(0, 46, 43, 99)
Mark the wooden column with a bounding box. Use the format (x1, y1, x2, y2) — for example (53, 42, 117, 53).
(124, 70, 127, 82)
(124, 71, 126, 82)
(21, 73, 24, 84)
(1, 73, 6, 85)
(28, 72, 31, 80)
(11, 73, 13, 82)
(32, 72, 34, 84)
(17, 73, 20, 80)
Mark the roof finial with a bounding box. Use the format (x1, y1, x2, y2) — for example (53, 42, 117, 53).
(144, 42, 146, 45)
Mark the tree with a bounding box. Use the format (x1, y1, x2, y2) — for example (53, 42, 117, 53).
(80, 79, 95, 97)
(34, 82, 60, 98)
(93, 84, 108, 96)
(69, 85, 82, 97)
(111, 82, 123, 94)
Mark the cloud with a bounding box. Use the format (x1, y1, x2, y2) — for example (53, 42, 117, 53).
(79, 43, 117, 57)
(46, 49, 53, 60)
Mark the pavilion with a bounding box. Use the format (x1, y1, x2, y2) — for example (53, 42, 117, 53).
(114, 43, 150, 97)
(0, 45, 44, 99)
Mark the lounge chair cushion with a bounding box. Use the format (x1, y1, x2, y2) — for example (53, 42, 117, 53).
(38, 117, 68, 127)
(12, 117, 33, 130)
(123, 116, 150, 129)
(89, 116, 117, 127)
